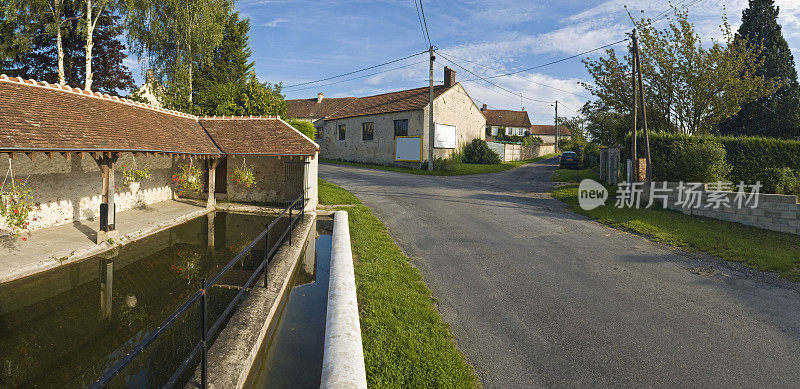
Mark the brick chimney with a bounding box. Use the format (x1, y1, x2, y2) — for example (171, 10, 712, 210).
(444, 66, 456, 87)
(317, 92, 324, 103)
(481, 104, 487, 111)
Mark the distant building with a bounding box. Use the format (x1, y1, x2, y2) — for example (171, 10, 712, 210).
(286, 94, 358, 141)
(480, 106, 532, 137)
(314, 67, 486, 166)
(133, 69, 164, 108)
(530, 124, 571, 143)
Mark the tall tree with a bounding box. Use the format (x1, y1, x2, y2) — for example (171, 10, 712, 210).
(719, 0, 800, 139)
(582, 8, 782, 135)
(194, 11, 253, 88)
(81, 0, 119, 90)
(124, 0, 231, 112)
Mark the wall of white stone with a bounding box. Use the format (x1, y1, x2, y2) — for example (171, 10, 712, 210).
(224, 155, 316, 208)
(0, 153, 175, 235)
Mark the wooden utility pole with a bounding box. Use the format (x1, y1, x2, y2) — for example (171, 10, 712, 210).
(630, 30, 639, 181)
(554, 100, 559, 152)
(633, 31, 652, 182)
(428, 46, 435, 171)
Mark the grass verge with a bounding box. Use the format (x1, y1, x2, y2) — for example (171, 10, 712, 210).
(552, 184, 800, 280)
(551, 167, 600, 183)
(318, 178, 478, 387)
(321, 153, 557, 176)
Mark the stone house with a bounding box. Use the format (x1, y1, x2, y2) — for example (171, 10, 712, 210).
(530, 124, 571, 144)
(317, 67, 486, 166)
(286, 93, 358, 141)
(0, 75, 318, 239)
(481, 106, 532, 137)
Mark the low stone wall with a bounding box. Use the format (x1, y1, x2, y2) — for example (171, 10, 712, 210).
(641, 182, 800, 235)
(224, 154, 318, 211)
(0, 153, 175, 235)
(486, 142, 555, 162)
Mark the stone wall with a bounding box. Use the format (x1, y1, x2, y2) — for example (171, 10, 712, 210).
(0, 153, 175, 235)
(487, 142, 555, 162)
(224, 154, 318, 210)
(641, 182, 800, 235)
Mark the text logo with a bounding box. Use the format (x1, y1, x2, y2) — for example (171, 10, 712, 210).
(578, 179, 608, 210)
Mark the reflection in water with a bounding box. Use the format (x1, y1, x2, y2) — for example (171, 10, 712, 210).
(248, 222, 332, 389)
(0, 211, 279, 388)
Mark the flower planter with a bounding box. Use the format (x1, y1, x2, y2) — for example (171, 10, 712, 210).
(129, 181, 141, 193)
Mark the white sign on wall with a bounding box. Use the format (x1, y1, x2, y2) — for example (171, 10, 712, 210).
(434, 123, 457, 149)
(395, 136, 422, 161)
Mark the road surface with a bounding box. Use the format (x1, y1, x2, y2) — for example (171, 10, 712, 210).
(320, 159, 800, 388)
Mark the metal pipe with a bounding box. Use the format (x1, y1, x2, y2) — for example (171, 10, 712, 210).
(201, 279, 207, 389)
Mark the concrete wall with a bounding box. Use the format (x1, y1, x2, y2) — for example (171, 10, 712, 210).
(224, 154, 316, 209)
(642, 182, 800, 235)
(486, 142, 555, 162)
(0, 153, 175, 235)
(321, 83, 485, 166)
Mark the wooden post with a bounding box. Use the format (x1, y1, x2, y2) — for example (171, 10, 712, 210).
(207, 158, 221, 209)
(95, 153, 118, 243)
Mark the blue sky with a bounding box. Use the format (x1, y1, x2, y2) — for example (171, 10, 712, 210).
(131, 0, 800, 124)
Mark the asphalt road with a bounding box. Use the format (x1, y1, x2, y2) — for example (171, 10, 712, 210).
(320, 159, 800, 388)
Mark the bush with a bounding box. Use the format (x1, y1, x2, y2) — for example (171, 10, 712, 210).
(286, 118, 317, 139)
(432, 157, 456, 172)
(463, 139, 501, 164)
(522, 136, 543, 146)
(761, 167, 800, 196)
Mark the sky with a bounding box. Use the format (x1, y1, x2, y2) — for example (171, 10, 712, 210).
(135, 0, 800, 124)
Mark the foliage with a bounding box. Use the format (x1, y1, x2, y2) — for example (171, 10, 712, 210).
(462, 138, 501, 164)
(194, 11, 253, 88)
(5, 1, 134, 94)
(552, 184, 800, 280)
(286, 118, 316, 139)
(432, 157, 455, 172)
(634, 133, 730, 182)
(230, 164, 256, 188)
(121, 163, 151, 184)
(582, 8, 782, 135)
(170, 247, 202, 281)
(582, 101, 629, 147)
(195, 72, 286, 116)
(171, 163, 204, 195)
(123, 0, 231, 110)
(522, 135, 543, 146)
(719, 0, 800, 139)
(0, 177, 37, 237)
(761, 167, 800, 196)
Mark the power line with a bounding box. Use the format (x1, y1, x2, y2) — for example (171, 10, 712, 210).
(418, 0, 432, 46)
(284, 60, 428, 92)
(283, 50, 428, 88)
(439, 51, 592, 99)
(413, 0, 430, 47)
(436, 52, 553, 105)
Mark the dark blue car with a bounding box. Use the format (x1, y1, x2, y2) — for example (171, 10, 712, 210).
(559, 151, 580, 169)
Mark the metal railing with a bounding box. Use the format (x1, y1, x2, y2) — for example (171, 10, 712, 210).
(90, 194, 307, 389)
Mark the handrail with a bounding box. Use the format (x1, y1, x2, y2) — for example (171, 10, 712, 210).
(90, 192, 306, 388)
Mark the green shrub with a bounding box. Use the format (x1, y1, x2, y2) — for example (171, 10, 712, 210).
(286, 118, 317, 139)
(522, 136, 543, 146)
(432, 157, 456, 172)
(761, 167, 800, 196)
(641, 134, 729, 182)
(463, 139, 501, 164)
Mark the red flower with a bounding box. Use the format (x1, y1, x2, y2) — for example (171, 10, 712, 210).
(13, 209, 19, 214)
(22, 237, 27, 241)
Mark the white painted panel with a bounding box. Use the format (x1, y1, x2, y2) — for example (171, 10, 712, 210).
(434, 123, 457, 149)
(395, 137, 422, 161)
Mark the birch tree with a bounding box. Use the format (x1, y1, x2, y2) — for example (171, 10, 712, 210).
(11, 0, 69, 85)
(82, 0, 117, 90)
(124, 0, 230, 111)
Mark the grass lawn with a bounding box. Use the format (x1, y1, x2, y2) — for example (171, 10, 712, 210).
(318, 178, 479, 387)
(321, 153, 557, 176)
(552, 184, 800, 281)
(551, 167, 600, 183)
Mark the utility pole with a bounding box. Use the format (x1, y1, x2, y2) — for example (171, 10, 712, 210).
(630, 29, 638, 181)
(633, 30, 652, 182)
(428, 45, 435, 171)
(554, 100, 559, 152)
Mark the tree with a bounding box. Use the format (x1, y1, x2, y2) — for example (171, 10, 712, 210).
(581, 101, 629, 147)
(124, 0, 231, 111)
(287, 119, 316, 139)
(81, 0, 119, 90)
(582, 8, 782, 135)
(719, 0, 800, 139)
(7, 0, 69, 84)
(196, 72, 287, 116)
(194, 11, 253, 88)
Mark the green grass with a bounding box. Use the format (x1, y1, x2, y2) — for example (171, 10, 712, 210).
(551, 167, 600, 183)
(321, 153, 557, 176)
(319, 179, 478, 387)
(552, 185, 800, 280)
(318, 178, 361, 205)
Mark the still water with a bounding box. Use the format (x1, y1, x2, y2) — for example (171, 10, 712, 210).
(0, 211, 282, 388)
(247, 222, 332, 388)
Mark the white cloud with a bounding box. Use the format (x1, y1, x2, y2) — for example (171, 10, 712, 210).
(262, 18, 288, 27)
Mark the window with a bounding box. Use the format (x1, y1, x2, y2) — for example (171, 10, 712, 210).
(315, 127, 323, 141)
(491, 127, 498, 136)
(338, 124, 346, 140)
(393, 119, 408, 137)
(362, 122, 374, 141)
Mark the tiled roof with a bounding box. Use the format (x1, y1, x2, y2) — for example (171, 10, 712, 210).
(200, 117, 319, 155)
(326, 85, 450, 120)
(482, 109, 531, 128)
(0, 75, 318, 157)
(529, 124, 571, 136)
(286, 97, 358, 120)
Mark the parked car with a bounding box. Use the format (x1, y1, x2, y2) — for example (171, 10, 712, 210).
(559, 151, 579, 169)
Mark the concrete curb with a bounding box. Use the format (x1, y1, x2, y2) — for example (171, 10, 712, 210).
(321, 211, 367, 389)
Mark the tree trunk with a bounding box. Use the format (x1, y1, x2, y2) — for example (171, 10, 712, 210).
(56, 19, 65, 85)
(84, 0, 93, 90)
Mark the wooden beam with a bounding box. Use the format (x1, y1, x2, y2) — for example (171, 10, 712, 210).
(26, 152, 36, 162)
(45, 152, 53, 160)
(8, 152, 15, 160)
(79, 152, 85, 160)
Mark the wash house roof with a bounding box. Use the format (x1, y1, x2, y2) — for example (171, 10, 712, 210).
(482, 109, 532, 128)
(0, 75, 318, 157)
(325, 85, 451, 120)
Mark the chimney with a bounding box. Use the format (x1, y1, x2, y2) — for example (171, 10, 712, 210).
(444, 66, 456, 87)
(146, 69, 155, 85)
(481, 104, 487, 111)
(317, 92, 324, 103)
